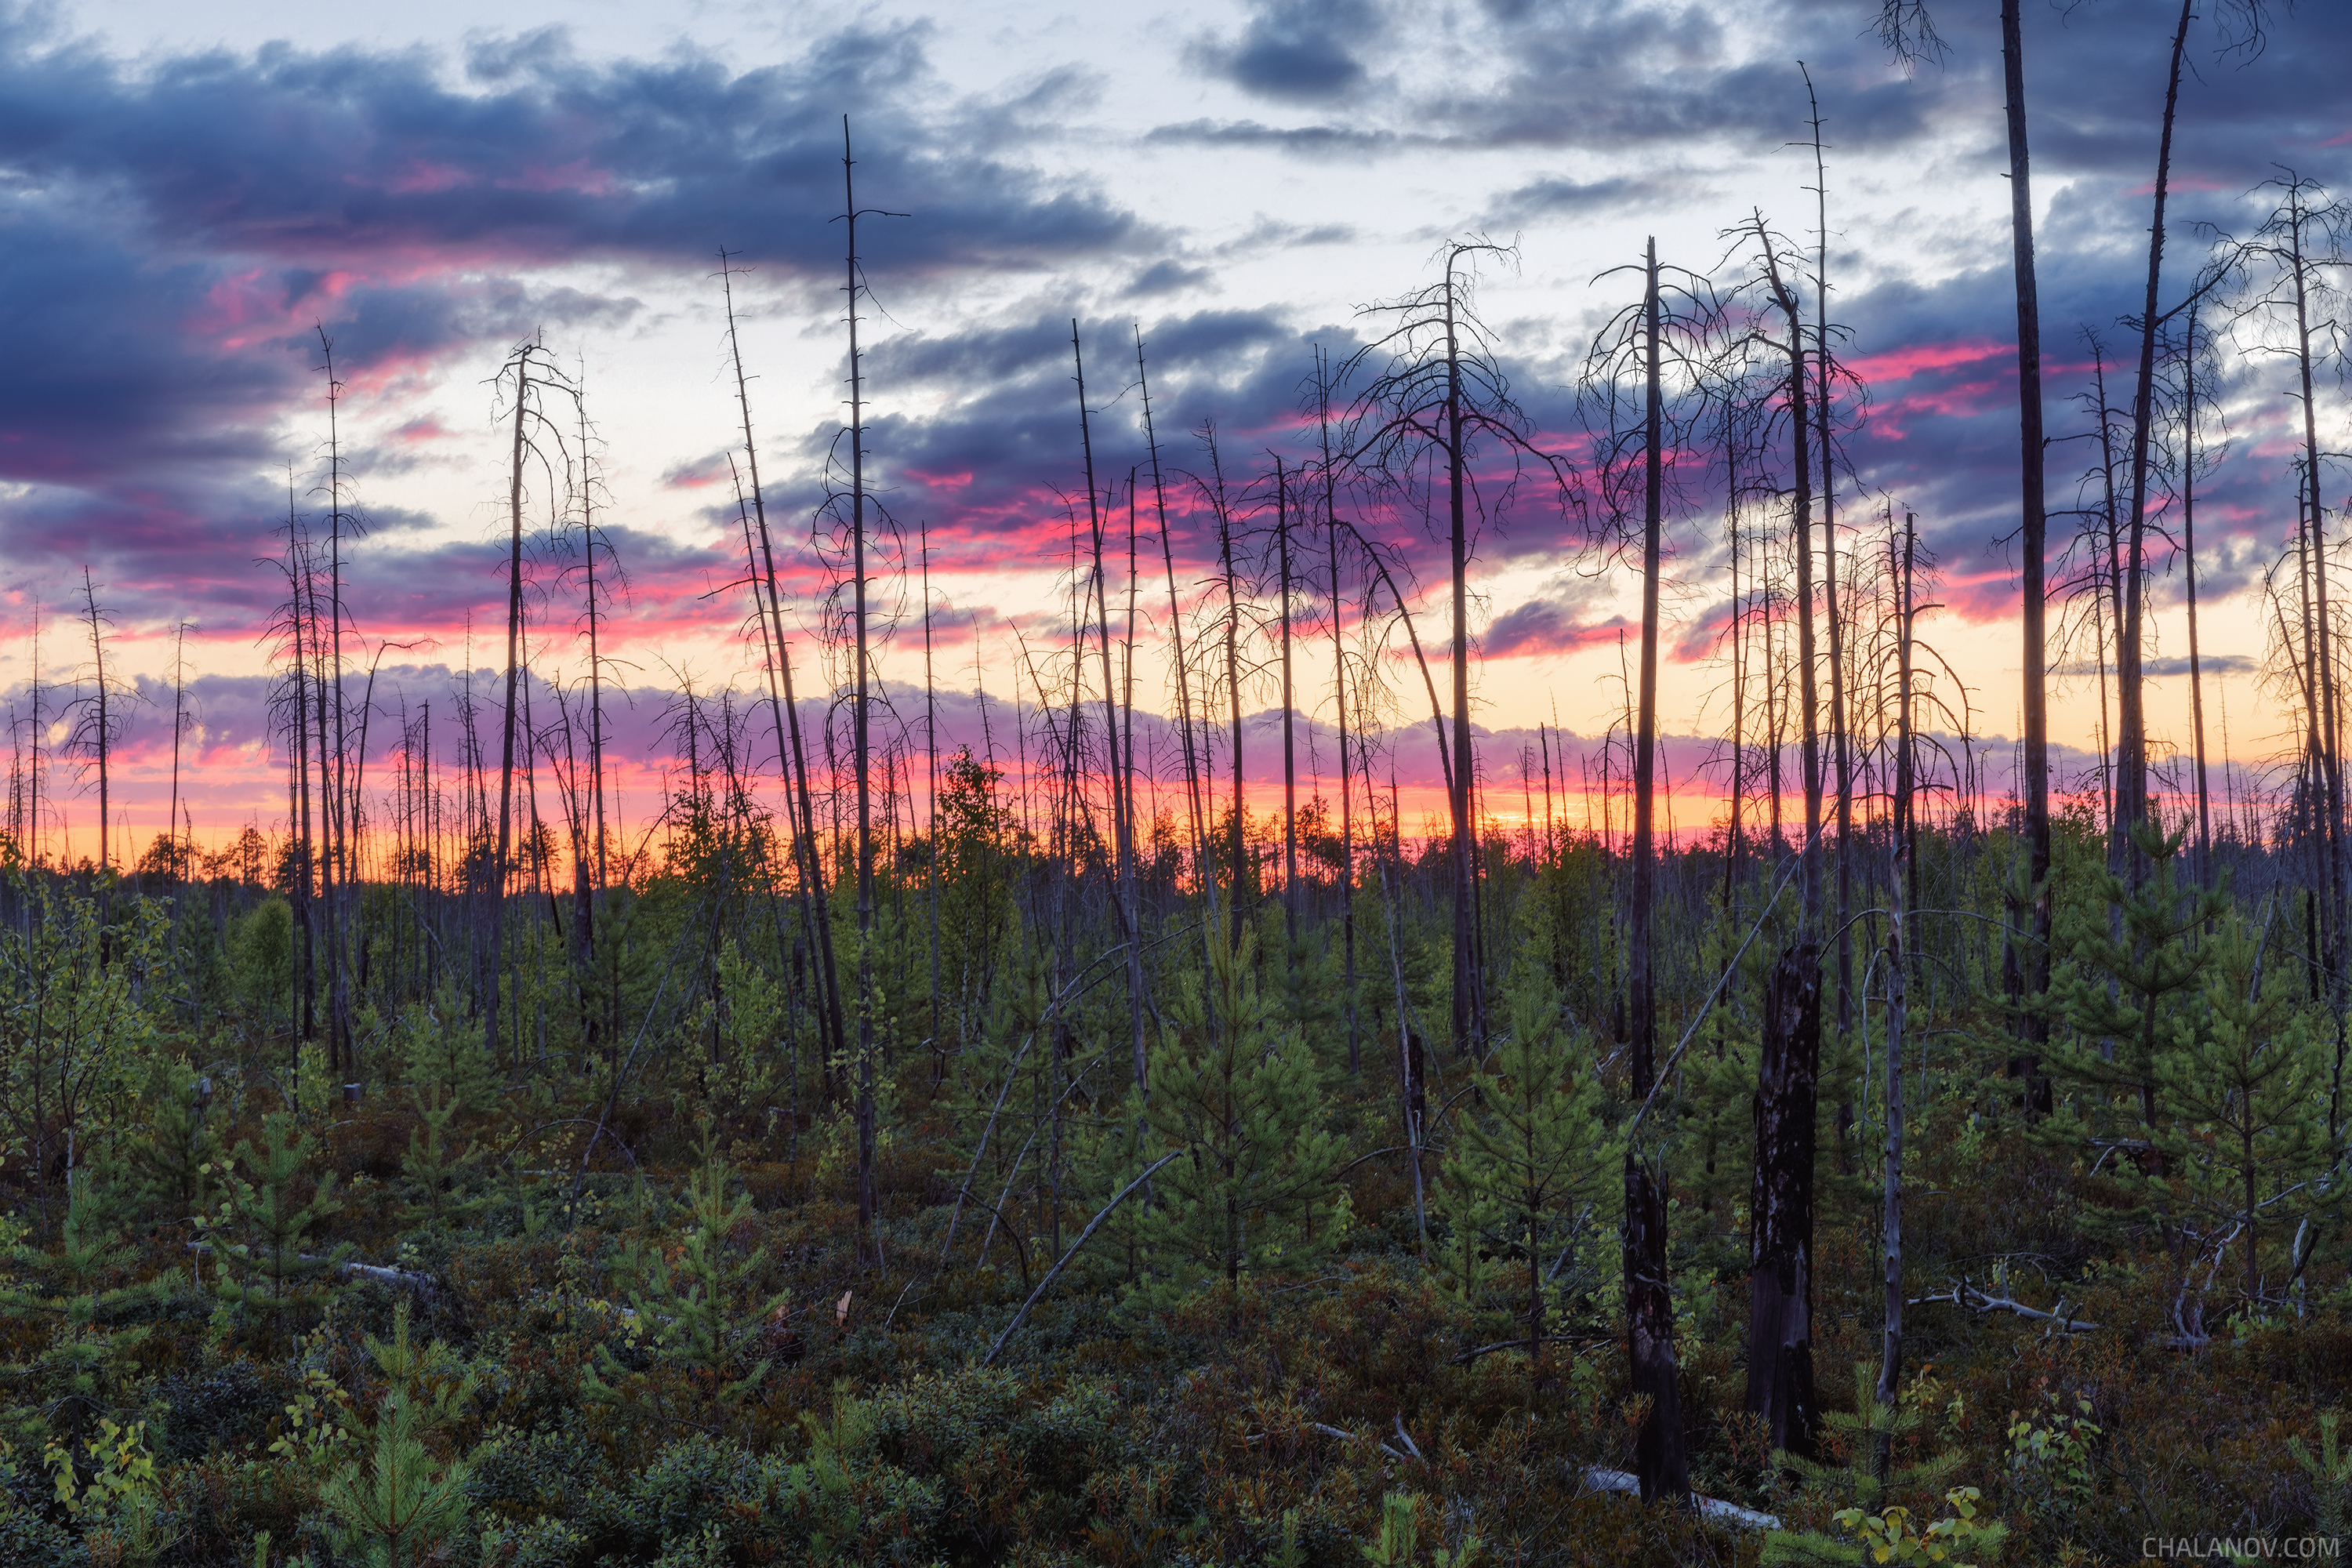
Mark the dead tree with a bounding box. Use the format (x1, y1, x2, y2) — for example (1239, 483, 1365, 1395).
(1878, 510, 1918, 1452)
(484, 336, 570, 1073)
(1341, 239, 1570, 1058)
(66, 568, 133, 883)
(718, 252, 849, 1093)
(1875, 0, 2057, 1112)
(2224, 169, 2352, 1132)
(831, 115, 905, 1265)
(1071, 324, 1145, 1087)
(1739, 213, 1826, 938)
(2113, 0, 2201, 868)
(1580, 237, 1719, 1505)
(1800, 65, 1859, 1041)
(1314, 350, 1360, 1074)
(1748, 942, 1824, 1458)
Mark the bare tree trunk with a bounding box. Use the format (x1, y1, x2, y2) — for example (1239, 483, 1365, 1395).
(307, 519, 344, 1066)
(922, 521, 946, 1078)
(843, 117, 880, 1262)
(572, 368, 601, 986)
(486, 338, 535, 1075)
(1725, 445, 1745, 916)
(2002, 0, 2054, 1116)
(318, 329, 354, 1076)
(285, 503, 316, 1045)
(1123, 476, 1147, 1100)
(1747, 940, 1823, 1459)
(2183, 305, 2212, 880)
(2115, 0, 2198, 868)
(1139, 331, 1221, 982)
(1319, 354, 1359, 1075)
(1803, 67, 1856, 1037)
(1278, 462, 1300, 946)
(78, 569, 108, 879)
(1877, 510, 1918, 1458)
(2283, 176, 2350, 1141)
(1214, 441, 1246, 957)
(1752, 220, 1823, 933)
(1443, 260, 1486, 1056)
(1073, 324, 1145, 1091)
(719, 258, 850, 1088)
(168, 622, 188, 885)
(1624, 236, 1688, 1504)
(1380, 769, 1428, 1256)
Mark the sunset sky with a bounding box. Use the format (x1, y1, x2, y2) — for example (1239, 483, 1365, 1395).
(1, 0, 2348, 859)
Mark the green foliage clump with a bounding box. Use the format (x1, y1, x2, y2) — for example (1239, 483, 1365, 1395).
(1435, 957, 1613, 1359)
(320, 1298, 482, 1568)
(1137, 927, 1346, 1296)
(209, 1112, 351, 1315)
(583, 1129, 789, 1419)
(0, 879, 168, 1190)
(383, 977, 498, 1115)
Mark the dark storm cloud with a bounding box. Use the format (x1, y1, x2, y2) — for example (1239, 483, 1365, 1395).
(0, 13, 1142, 278)
(0, 7, 1146, 640)
(1482, 586, 1628, 659)
(1482, 172, 1700, 226)
(845, 307, 1311, 568)
(1127, 260, 1217, 296)
(841, 285, 1601, 624)
(1143, 120, 1406, 156)
(1188, 0, 1389, 104)
(1159, 2, 2350, 206)
(2053, 653, 2259, 680)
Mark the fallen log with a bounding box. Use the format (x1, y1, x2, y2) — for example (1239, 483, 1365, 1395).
(1578, 1467, 1781, 1530)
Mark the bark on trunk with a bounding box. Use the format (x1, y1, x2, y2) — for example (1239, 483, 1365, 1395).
(2114, 0, 2198, 869)
(1624, 236, 1688, 1504)
(2002, 0, 2055, 1116)
(1746, 940, 1822, 1460)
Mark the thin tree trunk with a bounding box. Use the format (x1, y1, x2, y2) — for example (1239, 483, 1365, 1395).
(2115, 0, 2198, 866)
(843, 117, 879, 1261)
(1443, 260, 1486, 1057)
(1747, 940, 1823, 1459)
(1803, 68, 1855, 1037)
(1214, 441, 1246, 957)
(79, 570, 108, 879)
(1278, 459, 1299, 944)
(286, 503, 316, 1045)
(1725, 446, 1745, 915)
(1877, 510, 1917, 1457)
(318, 329, 354, 1076)
(572, 366, 601, 988)
(719, 259, 850, 1087)
(2183, 305, 2212, 880)
(2285, 177, 2350, 1142)
(922, 520, 946, 1077)
(1624, 237, 1688, 1504)
(1139, 332, 1221, 978)
(1753, 220, 1823, 935)
(1073, 325, 1145, 1091)
(2003, 0, 2054, 1116)
(485, 339, 534, 1075)
(1320, 354, 1359, 1074)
